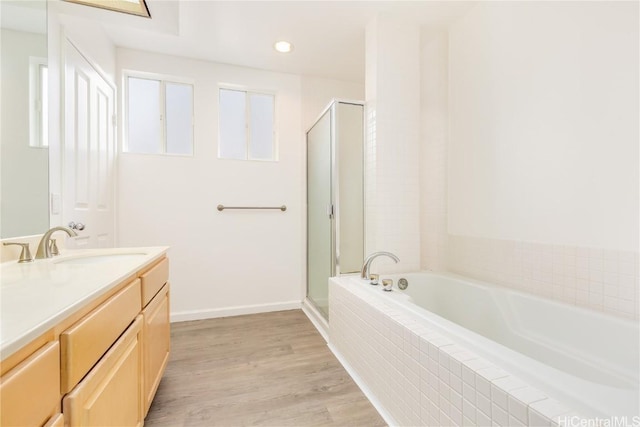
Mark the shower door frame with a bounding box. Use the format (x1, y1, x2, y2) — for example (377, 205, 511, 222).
(305, 99, 365, 321)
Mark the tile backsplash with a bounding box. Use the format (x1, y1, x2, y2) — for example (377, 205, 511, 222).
(446, 234, 639, 320)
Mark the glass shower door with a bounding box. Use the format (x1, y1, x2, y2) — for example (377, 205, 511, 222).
(307, 109, 332, 318)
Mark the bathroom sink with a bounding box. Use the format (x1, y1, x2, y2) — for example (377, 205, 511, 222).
(54, 253, 147, 265)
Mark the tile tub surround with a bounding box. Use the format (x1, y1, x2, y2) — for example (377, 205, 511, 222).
(447, 235, 640, 320)
(329, 279, 591, 427)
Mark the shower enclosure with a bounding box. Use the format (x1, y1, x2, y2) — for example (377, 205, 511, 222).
(306, 100, 364, 319)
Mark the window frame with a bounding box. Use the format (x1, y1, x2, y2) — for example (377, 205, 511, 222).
(122, 70, 195, 157)
(29, 56, 48, 149)
(217, 84, 278, 162)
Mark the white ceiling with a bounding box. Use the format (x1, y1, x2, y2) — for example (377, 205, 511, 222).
(58, 0, 477, 82)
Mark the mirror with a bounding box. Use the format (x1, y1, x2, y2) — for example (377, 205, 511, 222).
(1, 0, 49, 238)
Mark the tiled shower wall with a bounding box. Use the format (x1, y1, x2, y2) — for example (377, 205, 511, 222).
(365, 27, 638, 320)
(446, 235, 639, 320)
(420, 32, 448, 272)
(364, 16, 421, 274)
(364, 102, 378, 256)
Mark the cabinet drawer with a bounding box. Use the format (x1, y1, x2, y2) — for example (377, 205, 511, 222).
(61, 280, 141, 393)
(63, 316, 143, 427)
(0, 341, 60, 427)
(141, 257, 169, 307)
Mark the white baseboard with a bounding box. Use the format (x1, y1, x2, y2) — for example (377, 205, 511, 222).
(301, 298, 329, 342)
(170, 300, 302, 323)
(328, 343, 398, 427)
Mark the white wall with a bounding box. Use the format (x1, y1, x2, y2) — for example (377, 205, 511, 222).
(301, 76, 364, 132)
(422, 2, 640, 318)
(116, 48, 304, 321)
(448, 2, 639, 251)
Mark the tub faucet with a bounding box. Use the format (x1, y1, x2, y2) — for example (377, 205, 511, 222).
(360, 251, 400, 279)
(35, 226, 78, 259)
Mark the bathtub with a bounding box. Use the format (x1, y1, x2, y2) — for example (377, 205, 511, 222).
(328, 272, 639, 424)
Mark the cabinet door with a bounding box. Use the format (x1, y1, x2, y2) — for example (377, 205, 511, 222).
(142, 283, 170, 414)
(44, 413, 64, 427)
(0, 341, 60, 427)
(63, 316, 143, 427)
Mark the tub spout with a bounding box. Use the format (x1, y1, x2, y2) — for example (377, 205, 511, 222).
(360, 251, 400, 279)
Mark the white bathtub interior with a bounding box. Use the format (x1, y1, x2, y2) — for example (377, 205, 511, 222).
(339, 272, 639, 418)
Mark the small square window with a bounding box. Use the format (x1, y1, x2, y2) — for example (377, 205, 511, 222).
(127, 77, 161, 154)
(249, 93, 274, 160)
(125, 73, 193, 155)
(219, 88, 275, 161)
(165, 83, 194, 155)
(219, 88, 246, 160)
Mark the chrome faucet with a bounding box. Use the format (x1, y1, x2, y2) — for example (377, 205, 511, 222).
(360, 251, 400, 279)
(35, 226, 78, 259)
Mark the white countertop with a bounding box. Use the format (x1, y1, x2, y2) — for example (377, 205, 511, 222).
(0, 246, 169, 361)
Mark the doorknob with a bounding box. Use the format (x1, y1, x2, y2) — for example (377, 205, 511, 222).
(68, 221, 85, 231)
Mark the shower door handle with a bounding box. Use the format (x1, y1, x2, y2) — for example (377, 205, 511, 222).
(326, 204, 334, 218)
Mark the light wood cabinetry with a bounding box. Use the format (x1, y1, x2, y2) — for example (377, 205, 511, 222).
(141, 257, 169, 307)
(63, 316, 144, 427)
(43, 413, 64, 427)
(61, 279, 142, 393)
(0, 341, 60, 427)
(142, 283, 170, 414)
(0, 255, 170, 426)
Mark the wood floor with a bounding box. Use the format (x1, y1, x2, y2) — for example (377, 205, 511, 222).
(145, 309, 386, 427)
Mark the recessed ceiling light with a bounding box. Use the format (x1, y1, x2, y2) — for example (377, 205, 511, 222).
(274, 41, 293, 54)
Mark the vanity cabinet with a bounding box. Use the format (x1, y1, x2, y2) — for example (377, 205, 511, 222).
(0, 254, 170, 427)
(44, 414, 64, 427)
(141, 257, 169, 307)
(63, 316, 144, 427)
(142, 283, 170, 414)
(60, 279, 142, 394)
(0, 341, 60, 426)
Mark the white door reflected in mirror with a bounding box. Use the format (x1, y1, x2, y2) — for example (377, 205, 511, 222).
(63, 40, 115, 249)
